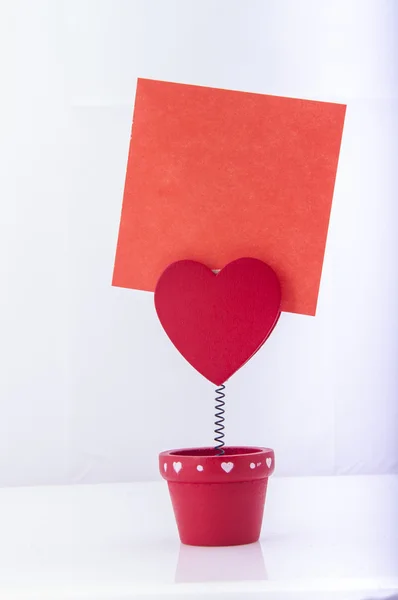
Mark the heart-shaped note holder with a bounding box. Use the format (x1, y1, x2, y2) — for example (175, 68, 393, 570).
(155, 257, 281, 546)
(112, 79, 346, 548)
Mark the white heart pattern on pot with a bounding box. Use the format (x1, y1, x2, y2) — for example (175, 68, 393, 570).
(266, 458, 272, 468)
(173, 461, 182, 473)
(221, 462, 234, 473)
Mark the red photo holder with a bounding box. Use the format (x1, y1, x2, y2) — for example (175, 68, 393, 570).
(112, 80, 346, 546)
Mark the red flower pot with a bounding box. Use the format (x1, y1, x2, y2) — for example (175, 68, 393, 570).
(159, 446, 275, 546)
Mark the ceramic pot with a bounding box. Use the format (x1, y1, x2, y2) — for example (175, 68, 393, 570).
(159, 446, 274, 546)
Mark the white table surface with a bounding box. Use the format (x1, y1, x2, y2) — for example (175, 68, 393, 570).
(0, 475, 397, 600)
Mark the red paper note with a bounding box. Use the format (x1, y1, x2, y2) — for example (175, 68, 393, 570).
(113, 79, 346, 315)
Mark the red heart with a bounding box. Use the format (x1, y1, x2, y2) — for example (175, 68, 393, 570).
(154, 258, 281, 385)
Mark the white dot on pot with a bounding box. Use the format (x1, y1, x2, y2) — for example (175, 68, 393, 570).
(250, 462, 256, 469)
(164, 463, 167, 472)
(197, 465, 204, 472)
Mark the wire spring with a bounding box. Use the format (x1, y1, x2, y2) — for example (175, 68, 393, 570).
(214, 384, 226, 455)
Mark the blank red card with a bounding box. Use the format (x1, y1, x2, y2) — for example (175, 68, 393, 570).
(113, 78, 346, 315)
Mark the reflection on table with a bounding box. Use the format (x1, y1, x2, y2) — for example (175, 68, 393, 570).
(175, 541, 267, 583)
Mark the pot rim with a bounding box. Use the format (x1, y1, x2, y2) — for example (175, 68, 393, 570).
(160, 445, 272, 457)
(159, 445, 274, 483)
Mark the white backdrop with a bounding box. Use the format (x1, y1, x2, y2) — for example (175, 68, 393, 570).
(1, 0, 397, 486)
